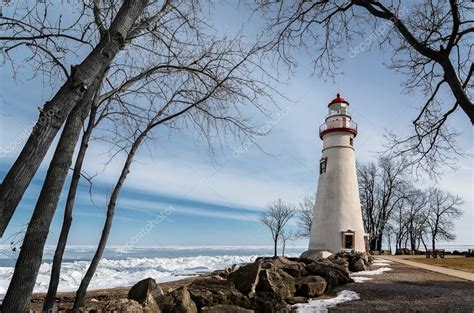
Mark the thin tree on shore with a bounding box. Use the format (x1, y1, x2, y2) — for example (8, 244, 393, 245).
(297, 195, 315, 238)
(260, 199, 296, 257)
(280, 229, 296, 257)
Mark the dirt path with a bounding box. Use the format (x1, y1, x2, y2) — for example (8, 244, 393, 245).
(329, 260, 474, 312)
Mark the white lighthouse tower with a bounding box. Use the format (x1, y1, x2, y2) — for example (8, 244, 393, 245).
(302, 94, 367, 259)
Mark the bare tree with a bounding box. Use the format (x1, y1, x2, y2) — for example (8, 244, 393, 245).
(0, 0, 156, 236)
(1, 74, 105, 313)
(280, 229, 296, 257)
(42, 77, 105, 311)
(297, 195, 315, 238)
(426, 187, 463, 251)
(70, 39, 277, 309)
(260, 199, 296, 257)
(404, 188, 429, 251)
(357, 156, 407, 251)
(1, 1, 280, 311)
(257, 0, 473, 176)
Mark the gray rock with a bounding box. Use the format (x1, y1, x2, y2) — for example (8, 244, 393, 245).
(350, 257, 367, 272)
(201, 304, 255, 312)
(295, 276, 327, 297)
(161, 286, 197, 313)
(251, 291, 289, 313)
(103, 298, 144, 312)
(306, 261, 352, 290)
(299, 250, 323, 261)
(128, 277, 163, 304)
(228, 263, 260, 295)
(328, 257, 349, 271)
(256, 269, 296, 300)
(188, 276, 251, 309)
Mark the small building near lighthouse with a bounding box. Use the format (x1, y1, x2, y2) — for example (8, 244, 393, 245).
(302, 94, 367, 259)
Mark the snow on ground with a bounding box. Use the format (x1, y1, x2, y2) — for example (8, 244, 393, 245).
(351, 267, 393, 276)
(294, 290, 361, 313)
(295, 257, 393, 311)
(372, 258, 393, 266)
(352, 276, 373, 283)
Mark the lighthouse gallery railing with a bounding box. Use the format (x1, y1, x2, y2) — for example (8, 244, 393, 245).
(319, 119, 358, 133)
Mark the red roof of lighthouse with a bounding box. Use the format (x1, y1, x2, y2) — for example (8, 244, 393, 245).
(328, 93, 349, 107)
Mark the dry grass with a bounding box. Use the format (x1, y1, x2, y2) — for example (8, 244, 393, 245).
(408, 257, 474, 273)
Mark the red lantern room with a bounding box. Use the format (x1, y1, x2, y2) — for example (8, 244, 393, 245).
(319, 93, 358, 139)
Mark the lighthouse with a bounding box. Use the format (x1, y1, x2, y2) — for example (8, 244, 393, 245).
(302, 94, 367, 259)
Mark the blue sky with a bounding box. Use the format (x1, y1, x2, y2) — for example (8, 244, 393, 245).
(0, 2, 472, 248)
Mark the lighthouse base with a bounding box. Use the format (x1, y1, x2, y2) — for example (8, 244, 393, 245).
(300, 249, 333, 260)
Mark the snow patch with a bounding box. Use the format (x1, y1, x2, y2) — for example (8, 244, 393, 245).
(351, 267, 393, 276)
(294, 290, 360, 312)
(373, 258, 393, 265)
(372, 262, 392, 266)
(352, 276, 373, 283)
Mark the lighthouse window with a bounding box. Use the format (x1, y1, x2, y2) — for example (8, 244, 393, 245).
(344, 234, 354, 249)
(350, 138, 353, 146)
(320, 158, 327, 174)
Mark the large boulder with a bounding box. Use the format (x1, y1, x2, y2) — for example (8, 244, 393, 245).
(273, 257, 307, 278)
(128, 277, 163, 304)
(256, 269, 296, 300)
(228, 263, 261, 295)
(350, 257, 366, 272)
(305, 261, 352, 290)
(294, 276, 327, 298)
(188, 276, 251, 309)
(327, 257, 349, 271)
(103, 299, 144, 312)
(160, 286, 198, 313)
(330, 251, 369, 272)
(201, 304, 255, 312)
(299, 250, 322, 261)
(251, 291, 290, 313)
(257, 256, 307, 278)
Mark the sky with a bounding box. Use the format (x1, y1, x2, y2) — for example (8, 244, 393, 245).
(0, 1, 472, 248)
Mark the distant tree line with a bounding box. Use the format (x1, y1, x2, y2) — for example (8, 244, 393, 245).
(357, 157, 463, 253)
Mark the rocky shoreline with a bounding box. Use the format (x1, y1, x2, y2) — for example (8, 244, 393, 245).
(29, 251, 371, 312)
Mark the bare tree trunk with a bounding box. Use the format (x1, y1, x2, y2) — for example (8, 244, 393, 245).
(1, 87, 98, 313)
(376, 233, 383, 251)
(73, 133, 146, 309)
(369, 237, 377, 251)
(420, 236, 428, 252)
(273, 236, 278, 257)
(0, 0, 148, 237)
(42, 97, 99, 312)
